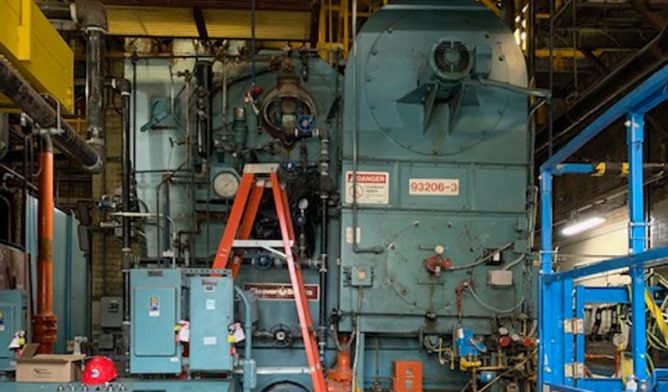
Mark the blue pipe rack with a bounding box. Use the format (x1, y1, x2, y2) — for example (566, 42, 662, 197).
(539, 65, 668, 392)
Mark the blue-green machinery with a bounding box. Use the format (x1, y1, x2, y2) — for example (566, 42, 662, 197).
(0, 290, 26, 371)
(120, 1, 537, 390)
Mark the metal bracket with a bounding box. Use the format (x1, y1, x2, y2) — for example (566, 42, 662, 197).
(564, 362, 585, 379)
(564, 318, 584, 334)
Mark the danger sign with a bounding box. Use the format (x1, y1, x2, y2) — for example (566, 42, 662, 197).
(345, 171, 389, 205)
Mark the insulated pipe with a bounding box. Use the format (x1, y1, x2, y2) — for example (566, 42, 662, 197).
(36, 1, 73, 20)
(0, 59, 103, 172)
(34, 134, 57, 354)
(73, 0, 108, 162)
(34, 0, 108, 161)
(85, 28, 105, 147)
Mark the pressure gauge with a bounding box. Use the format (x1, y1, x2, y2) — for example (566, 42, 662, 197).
(213, 170, 240, 199)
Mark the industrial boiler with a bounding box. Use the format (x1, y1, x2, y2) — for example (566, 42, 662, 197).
(113, 1, 538, 391)
(0, 0, 538, 391)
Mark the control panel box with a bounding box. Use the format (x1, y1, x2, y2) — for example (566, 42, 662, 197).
(0, 290, 26, 371)
(189, 274, 234, 372)
(100, 296, 123, 328)
(130, 269, 182, 374)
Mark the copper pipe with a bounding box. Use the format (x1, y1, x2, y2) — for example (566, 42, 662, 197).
(33, 135, 57, 354)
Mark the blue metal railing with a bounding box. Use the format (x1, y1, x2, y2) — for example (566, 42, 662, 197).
(539, 65, 668, 391)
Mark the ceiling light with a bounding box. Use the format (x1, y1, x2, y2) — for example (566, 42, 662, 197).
(561, 216, 606, 236)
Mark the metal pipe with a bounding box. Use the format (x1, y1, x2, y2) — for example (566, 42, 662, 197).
(37, 1, 74, 20)
(235, 286, 254, 392)
(132, 57, 138, 177)
(33, 133, 57, 354)
(250, 0, 257, 87)
(75, 0, 109, 169)
(110, 78, 133, 373)
(195, 60, 213, 158)
(85, 28, 105, 150)
(318, 127, 330, 359)
(0, 59, 103, 172)
(112, 79, 133, 253)
(235, 286, 253, 362)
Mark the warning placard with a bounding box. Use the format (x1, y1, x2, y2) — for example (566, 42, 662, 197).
(345, 171, 390, 205)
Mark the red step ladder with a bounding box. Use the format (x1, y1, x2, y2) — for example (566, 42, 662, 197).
(212, 163, 328, 392)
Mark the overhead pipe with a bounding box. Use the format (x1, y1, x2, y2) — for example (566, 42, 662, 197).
(76, 0, 108, 156)
(0, 59, 103, 172)
(35, 0, 109, 167)
(536, 22, 668, 156)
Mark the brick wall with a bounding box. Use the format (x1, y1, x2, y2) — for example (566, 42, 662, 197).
(90, 59, 125, 328)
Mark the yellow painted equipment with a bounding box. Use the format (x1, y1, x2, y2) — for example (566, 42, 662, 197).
(106, 6, 312, 41)
(0, 0, 74, 113)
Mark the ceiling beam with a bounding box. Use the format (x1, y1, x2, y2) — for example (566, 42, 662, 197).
(101, 0, 313, 11)
(193, 7, 209, 42)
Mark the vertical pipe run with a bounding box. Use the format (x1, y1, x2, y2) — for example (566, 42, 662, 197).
(538, 171, 553, 388)
(85, 28, 106, 148)
(318, 128, 330, 360)
(34, 135, 57, 354)
(117, 81, 132, 253)
(115, 79, 133, 374)
(627, 112, 648, 385)
(195, 61, 213, 159)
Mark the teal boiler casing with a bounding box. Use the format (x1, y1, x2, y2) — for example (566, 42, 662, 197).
(339, 0, 533, 334)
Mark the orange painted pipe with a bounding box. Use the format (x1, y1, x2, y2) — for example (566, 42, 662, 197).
(33, 136, 57, 354)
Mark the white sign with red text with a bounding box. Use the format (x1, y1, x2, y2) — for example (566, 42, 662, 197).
(345, 171, 390, 205)
(408, 178, 460, 196)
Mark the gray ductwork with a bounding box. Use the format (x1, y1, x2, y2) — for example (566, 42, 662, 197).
(0, 58, 103, 172)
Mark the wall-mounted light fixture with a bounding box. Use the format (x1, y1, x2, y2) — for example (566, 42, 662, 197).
(561, 216, 606, 236)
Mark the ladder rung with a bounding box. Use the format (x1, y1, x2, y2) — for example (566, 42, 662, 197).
(232, 240, 294, 248)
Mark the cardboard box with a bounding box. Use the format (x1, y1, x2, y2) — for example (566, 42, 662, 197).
(16, 344, 85, 383)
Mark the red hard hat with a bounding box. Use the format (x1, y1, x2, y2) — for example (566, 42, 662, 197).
(81, 356, 117, 385)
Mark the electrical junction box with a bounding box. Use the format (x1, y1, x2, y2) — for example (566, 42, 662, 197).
(100, 296, 123, 328)
(488, 270, 513, 287)
(130, 269, 182, 374)
(189, 274, 234, 372)
(0, 290, 26, 371)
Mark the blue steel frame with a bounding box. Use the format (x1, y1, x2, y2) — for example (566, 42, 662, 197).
(539, 65, 668, 391)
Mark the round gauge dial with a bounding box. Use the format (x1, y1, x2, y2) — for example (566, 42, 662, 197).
(213, 171, 240, 199)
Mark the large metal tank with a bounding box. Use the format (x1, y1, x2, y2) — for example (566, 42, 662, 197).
(339, 0, 532, 335)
